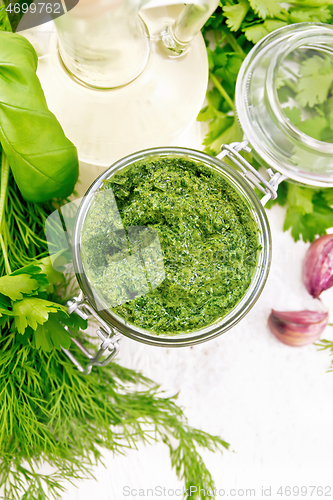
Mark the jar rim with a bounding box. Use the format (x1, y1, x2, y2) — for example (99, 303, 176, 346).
(72, 146, 271, 347)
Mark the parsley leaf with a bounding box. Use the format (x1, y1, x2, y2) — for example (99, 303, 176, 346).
(297, 115, 328, 140)
(287, 184, 314, 214)
(248, 0, 281, 18)
(284, 206, 310, 241)
(215, 52, 244, 84)
(10, 264, 49, 291)
(263, 19, 288, 31)
(242, 23, 269, 42)
(322, 187, 333, 205)
(283, 105, 330, 142)
(0, 257, 64, 304)
(283, 107, 302, 125)
(34, 312, 72, 352)
(223, 0, 250, 31)
(37, 256, 65, 293)
(205, 119, 242, 155)
(297, 55, 333, 107)
(289, 6, 332, 22)
(13, 298, 66, 334)
(0, 274, 39, 300)
(284, 191, 333, 242)
(17, 308, 87, 352)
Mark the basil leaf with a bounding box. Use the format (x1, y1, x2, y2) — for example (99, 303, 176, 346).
(0, 31, 78, 202)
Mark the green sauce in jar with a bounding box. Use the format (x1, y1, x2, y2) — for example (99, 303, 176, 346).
(81, 156, 260, 334)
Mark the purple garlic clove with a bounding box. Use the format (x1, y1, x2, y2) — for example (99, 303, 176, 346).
(303, 234, 333, 298)
(268, 309, 329, 347)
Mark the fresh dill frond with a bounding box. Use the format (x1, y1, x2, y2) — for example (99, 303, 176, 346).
(0, 333, 229, 500)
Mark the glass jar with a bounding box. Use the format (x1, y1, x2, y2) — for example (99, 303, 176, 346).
(72, 147, 271, 350)
(48, 23, 333, 374)
(235, 23, 333, 186)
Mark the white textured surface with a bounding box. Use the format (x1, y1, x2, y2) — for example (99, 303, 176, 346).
(60, 122, 333, 500)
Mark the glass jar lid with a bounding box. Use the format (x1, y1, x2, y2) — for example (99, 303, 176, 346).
(236, 23, 333, 187)
(72, 147, 271, 347)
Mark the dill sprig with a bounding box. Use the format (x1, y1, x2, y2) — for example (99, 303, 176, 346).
(316, 338, 333, 372)
(0, 166, 55, 274)
(0, 332, 229, 500)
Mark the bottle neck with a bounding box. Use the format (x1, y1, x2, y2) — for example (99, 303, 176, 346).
(55, 0, 150, 89)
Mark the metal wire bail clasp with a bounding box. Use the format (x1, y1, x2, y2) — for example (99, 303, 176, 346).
(61, 293, 122, 375)
(217, 141, 287, 206)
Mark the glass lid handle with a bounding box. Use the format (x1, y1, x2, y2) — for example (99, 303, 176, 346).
(216, 141, 287, 206)
(61, 292, 122, 375)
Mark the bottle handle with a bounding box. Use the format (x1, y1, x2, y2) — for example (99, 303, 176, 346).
(160, 0, 220, 55)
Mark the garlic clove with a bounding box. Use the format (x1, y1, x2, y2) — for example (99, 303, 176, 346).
(268, 309, 329, 347)
(303, 234, 333, 298)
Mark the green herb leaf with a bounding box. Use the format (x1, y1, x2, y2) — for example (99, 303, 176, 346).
(296, 55, 333, 107)
(289, 6, 332, 22)
(13, 297, 66, 334)
(283, 206, 310, 241)
(322, 188, 333, 205)
(223, 0, 250, 31)
(60, 310, 88, 332)
(205, 119, 242, 155)
(0, 31, 78, 202)
(0, 11, 231, 500)
(248, 0, 281, 18)
(34, 312, 71, 352)
(283, 107, 302, 125)
(215, 52, 244, 84)
(323, 95, 333, 128)
(10, 264, 49, 291)
(203, 114, 235, 146)
(36, 256, 65, 292)
(242, 23, 269, 42)
(291, 0, 333, 6)
(287, 184, 314, 214)
(297, 115, 328, 140)
(263, 19, 288, 31)
(0, 274, 39, 300)
(284, 192, 333, 242)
